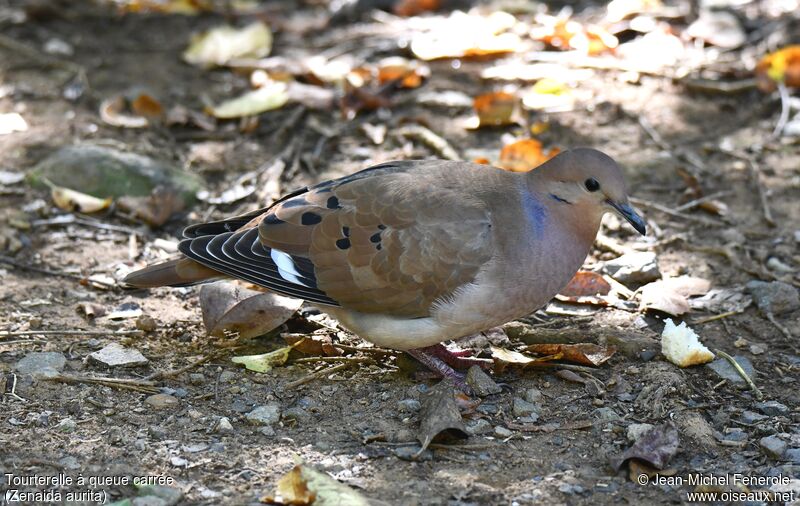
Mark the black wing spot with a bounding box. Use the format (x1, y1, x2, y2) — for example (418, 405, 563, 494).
(376, 244, 382, 250)
(265, 214, 283, 225)
(369, 232, 381, 243)
(342, 226, 350, 237)
(377, 224, 386, 230)
(336, 238, 351, 250)
(326, 196, 341, 209)
(301, 212, 322, 225)
(282, 198, 308, 209)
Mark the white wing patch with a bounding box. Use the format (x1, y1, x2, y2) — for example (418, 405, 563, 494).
(270, 248, 310, 287)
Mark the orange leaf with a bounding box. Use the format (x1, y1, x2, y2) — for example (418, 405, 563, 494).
(561, 271, 612, 297)
(131, 93, 164, 118)
(393, 0, 440, 16)
(472, 157, 491, 165)
(755, 45, 800, 92)
(525, 343, 617, 367)
(473, 91, 517, 127)
(497, 139, 560, 172)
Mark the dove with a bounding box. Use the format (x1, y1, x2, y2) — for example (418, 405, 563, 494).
(125, 148, 645, 390)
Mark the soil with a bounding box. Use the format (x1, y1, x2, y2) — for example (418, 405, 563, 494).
(1, 1, 799, 505)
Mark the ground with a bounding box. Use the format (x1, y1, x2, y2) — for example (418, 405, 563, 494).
(1, 1, 799, 505)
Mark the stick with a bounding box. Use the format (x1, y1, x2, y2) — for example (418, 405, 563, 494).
(772, 81, 790, 138)
(145, 352, 224, 381)
(0, 329, 143, 339)
(765, 312, 794, 340)
(636, 116, 706, 174)
(0, 255, 117, 289)
(49, 373, 160, 393)
(396, 125, 460, 160)
(284, 362, 351, 389)
(629, 197, 723, 227)
(673, 191, 733, 212)
(714, 349, 763, 400)
(692, 310, 741, 325)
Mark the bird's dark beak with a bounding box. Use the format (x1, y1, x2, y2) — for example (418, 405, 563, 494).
(607, 200, 646, 235)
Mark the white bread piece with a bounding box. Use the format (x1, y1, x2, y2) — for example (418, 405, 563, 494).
(661, 318, 715, 367)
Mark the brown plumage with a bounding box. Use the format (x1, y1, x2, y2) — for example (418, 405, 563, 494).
(125, 148, 645, 355)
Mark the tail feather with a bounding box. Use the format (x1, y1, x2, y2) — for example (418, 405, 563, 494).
(124, 258, 221, 288)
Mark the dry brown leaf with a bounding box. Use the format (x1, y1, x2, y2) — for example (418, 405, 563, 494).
(639, 276, 710, 316)
(117, 186, 185, 227)
(393, 0, 440, 16)
(282, 333, 342, 356)
(209, 81, 289, 119)
(496, 139, 560, 172)
(376, 58, 429, 89)
(418, 381, 468, 452)
(51, 185, 111, 213)
(756, 45, 800, 92)
(525, 343, 617, 367)
(472, 91, 517, 128)
(131, 93, 164, 119)
(561, 271, 612, 297)
(274, 466, 315, 504)
(531, 16, 617, 55)
(100, 96, 149, 129)
(264, 464, 372, 505)
(410, 11, 522, 61)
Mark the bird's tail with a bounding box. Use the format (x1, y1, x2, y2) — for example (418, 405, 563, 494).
(123, 258, 221, 288)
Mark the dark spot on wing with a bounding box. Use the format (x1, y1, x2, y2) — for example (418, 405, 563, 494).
(336, 238, 351, 250)
(265, 214, 283, 225)
(378, 224, 386, 230)
(342, 226, 350, 237)
(282, 198, 308, 209)
(326, 196, 341, 209)
(301, 212, 322, 225)
(369, 232, 381, 243)
(376, 244, 382, 250)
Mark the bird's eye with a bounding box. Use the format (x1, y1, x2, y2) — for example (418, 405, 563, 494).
(584, 178, 600, 192)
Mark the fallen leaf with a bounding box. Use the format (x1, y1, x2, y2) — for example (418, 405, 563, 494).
(376, 57, 429, 89)
(418, 380, 468, 452)
(117, 0, 212, 14)
(497, 139, 560, 172)
(231, 346, 293, 373)
(51, 185, 112, 214)
(393, 0, 439, 16)
(472, 91, 518, 128)
(282, 333, 341, 356)
(264, 463, 374, 506)
(521, 78, 575, 112)
(755, 45, 800, 92)
(209, 81, 289, 118)
(105, 302, 143, 320)
(184, 22, 272, 68)
(686, 10, 745, 49)
(0, 112, 28, 135)
(525, 343, 616, 366)
(100, 93, 164, 129)
(612, 423, 679, 471)
(410, 11, 522, 61)
(639, 276, 711, 315)
(531, 15, 617, 55)
(199, 281, 302, 339)
(490, 345, 558, 374)
(131, 93, 164, 119)
(561, 271, 612, 297)
(76, 302, 106, 319)
(117, 186, 185, 227)
(272, 466, 315, 505)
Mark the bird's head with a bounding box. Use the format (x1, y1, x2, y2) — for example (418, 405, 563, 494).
(528, 148, 646, 235)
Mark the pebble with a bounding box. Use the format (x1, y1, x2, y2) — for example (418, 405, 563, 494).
(15, 351, 66, 378)
(602, 252, 660, 284)
(144, 394, 179, 410)
(59, 456, 81, 470)
(135, 314, 158, 332)
(466, 366, 502, 396)
(746, 280, 800, 315)
(594, 407, 621, 423)
(626, 423, 654, 442)
(785, 448, 800, 463)
(512, 398, 539, 419)
(397, 399, 421, 413)
(395, 446, 433, 461)
(558, 483, 585, 495)
(759, 435, 787, 459)
(707, 355, 755, 385)
(245, 404, 281, 426)
(524, 388, 543, 404)
(494, 426, 513, 438)
(189, 373, 205, 385)
(466, 419, 492, 435)
(260, 426, 276, 437)
(215, 417, 234, 433)
(89, 343, 149, 368)
(741, 410, 768, 424)
(137, 485, 182, 506)
(282, 407, 310, 424)
(172, 388, 188, 398)
(755, 401, 789, 417)
(721, 428, 748, 442)
(219, 370, 237, 383)
(57, 418, 77, 433)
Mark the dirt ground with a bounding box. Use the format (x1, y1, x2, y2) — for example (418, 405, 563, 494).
(1, 1, 799, 505)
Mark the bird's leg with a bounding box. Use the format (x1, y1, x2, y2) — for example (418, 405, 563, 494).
(423, 343, 493, 370)
(406, 348, 472, 394)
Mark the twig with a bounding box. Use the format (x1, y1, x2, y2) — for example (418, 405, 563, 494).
(0, 329, 143, 340)
(31, 214, 144, 235)
(714, 349, 763, 400)
(629, 197, 723, 227)
(0, 33, 89, 89)
(772, 81, 790, 139)
(284, 362, 351, 389)
(692, 310, 741, 325)
(673, 191, 733, 212)
(741, 155, 775, 227)
(765, 312, 794, 340)
(0, 255, 117, 289)
(293, 356, 375, 364)
(48, 373, 160, 393)
(636, 116, 706, 174)
(396, 125, 460, 160)
(145, 352, 224, 381)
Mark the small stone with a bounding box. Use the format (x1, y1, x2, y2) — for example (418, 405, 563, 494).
(260, 426, 276, 437)
(755, 401, 789, 417)
(746, 280, 800, 315)
(133, 497, 168, 506)
(15, 351, 66, 378)
(57, 418, 77, 433)
(513, 397, 539, 418)
(626, 423, 654, 442)
(215, 417, 234, 433)
(59, 456, 81, 470)
(524, 388, 543, 404)
(246, 404, 281, 426)
(89, 342, 148, 368)
(173, 388, 188, 398)
(785, 448, 800, 463)
(707, 355, 755, 385)
(397, 399, 421, 413)
(594, 407, 621, 423)
(135, 314, 158, 332)
(602, 252, 660, 284)
(219, 370, 237, 383)
(189, 373, 205, 385)
(170, 456, 188, 467)
(494, 426, 513, 438)
(144, 394, 179, 409)
(466, 419, 492, 435)
(749, 343, 767, 355)
(760, 435, 787, 459)
(395, 446, 432, 461)
(465, 366, 502, 396)
(721, 428, 748, 442)
(741, 410, 768, 424)
(766, 257, 794, 273)
(282, 407, 310, 424)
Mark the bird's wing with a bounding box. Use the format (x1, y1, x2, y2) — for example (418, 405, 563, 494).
(179, 160, 494, 316)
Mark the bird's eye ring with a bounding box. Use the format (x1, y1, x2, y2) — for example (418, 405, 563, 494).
(584, 178, 600, 192)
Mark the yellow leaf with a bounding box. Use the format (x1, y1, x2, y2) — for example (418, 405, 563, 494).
(183, 22, 272, 68)
(231, 345, 293, 373)
(51, 186, 112, 213)
(209, 81, 289, 119)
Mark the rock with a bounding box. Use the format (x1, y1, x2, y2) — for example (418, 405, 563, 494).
(189, 373, 205, 385)
(512, 397, 539, 418)
(707, 355, 755, 385)
(138, 485, 183, 506)
(494, 426, 513, 438)
(602, 252, 660, 284)
(260, 426, 276, 437)
(397, 399, 421, 413)
(395, 445, 432, 461)
(15, 351, 66, 378)
(246, 404, 281, 426)
(57, 418, 77, 433)
(466, 419, 492, 435)
(741, 410, 768, 424)
(755, 401, 789, 417)
(282, 407, 310, 424)
(524, 388, 543, 404)
(594, 407, 621, 423)
(215, 417, 234, 433)
(219, 370, 237, 383)
(760, 435, 787, 459)
(746, 281, 800, 315)
(721, 428, 747, 443)
(135, 315, 158, 332)
(785, 448, 800, 463)
(465, 365, 502, 396)
(89, 342, 149, 368)
(133, 497, 168, 506)
(144, 394, 179, 409)
(626, 423, 654, 442)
